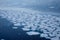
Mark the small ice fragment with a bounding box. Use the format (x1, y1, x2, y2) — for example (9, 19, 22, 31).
(21, 23, 26, 26)
(40, 33, 48, 38)
(14, 23, 21, 26)
(22, 28, 30, 31)
(1, 39, 5, 40)
(49, 6, 55, 9)
(12, 27, 18, 29)
(26, 31, 40, 35)
(51, 37, 59, 40)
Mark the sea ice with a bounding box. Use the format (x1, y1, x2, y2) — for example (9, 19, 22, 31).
(14, 23, 21, 26)
(22, 28, 30, 31)
(0, 7, 60, 40)
(26, 31, 40, 35)
(1, 39, 5, 40)
(12, 27, 18, 29)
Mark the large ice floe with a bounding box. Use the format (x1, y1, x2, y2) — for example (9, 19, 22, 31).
(0, 7, 60, 40)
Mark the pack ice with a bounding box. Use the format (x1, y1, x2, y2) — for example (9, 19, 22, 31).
(0, 7, 60, 40)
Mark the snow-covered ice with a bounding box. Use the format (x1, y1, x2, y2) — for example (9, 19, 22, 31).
(0, 7, 60, 40)
(14, 23, 21, 26)
(49, 6, 55, 9)
(1, 39, 5, 40)
(12, 27, 18, 29)
(22, 28, 30, 31)
(26, 31, 40, 35)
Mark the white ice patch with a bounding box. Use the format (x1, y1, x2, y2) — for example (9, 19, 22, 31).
(49, 6, 55, 9)
(12, 27, 18, 29)
(51, 37, 60, 40)
(14, 23, 21, 26)
(26, 31, 40, 35)
(22, 28, 30, 31)
(0, 7, 60, 40)
(1, 39, 5, 40)
(40, 33, 48, 38)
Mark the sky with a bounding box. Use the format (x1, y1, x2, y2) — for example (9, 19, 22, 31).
(0, 0, 58, 7)
(0, 0, 60, 13)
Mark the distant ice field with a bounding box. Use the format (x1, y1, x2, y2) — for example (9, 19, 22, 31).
(0, 7, 60, 40)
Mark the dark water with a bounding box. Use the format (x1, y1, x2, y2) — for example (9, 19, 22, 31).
(0, 17, 50, 40)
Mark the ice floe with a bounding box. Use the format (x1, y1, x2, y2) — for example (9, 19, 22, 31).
(14, 23, 21, 26)
(1, 39, 5, 40)
(49, 6, 55, 9)
(12, 27, 18, 29)
(0, 7, 60, 40)
(22, 28, 30, 31)
(26, 31, 40, 35)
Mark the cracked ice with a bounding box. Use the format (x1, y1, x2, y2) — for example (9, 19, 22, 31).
(0, 7, 60, 40)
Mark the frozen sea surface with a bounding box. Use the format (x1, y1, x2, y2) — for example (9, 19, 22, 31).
(0, 7, 60, 40)
(0, 0, 60, 40)
(0, 17, 50, 40)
